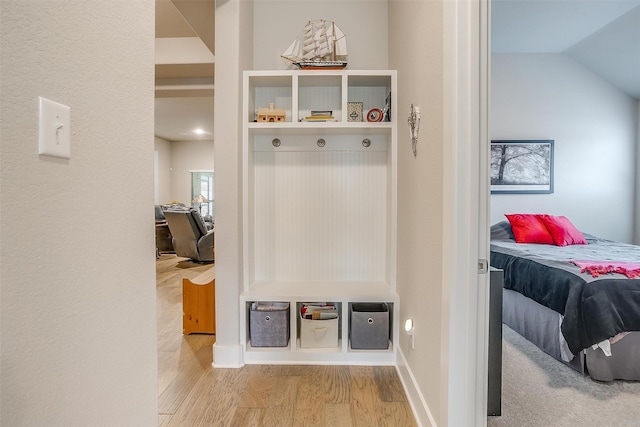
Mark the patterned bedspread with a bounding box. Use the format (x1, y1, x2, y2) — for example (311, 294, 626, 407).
(490, 221, 640, 354)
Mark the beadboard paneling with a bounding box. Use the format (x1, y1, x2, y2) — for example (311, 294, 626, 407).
(252, 141, 388, 284)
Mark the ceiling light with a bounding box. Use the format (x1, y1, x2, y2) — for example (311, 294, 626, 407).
(184, 128, 211, 137)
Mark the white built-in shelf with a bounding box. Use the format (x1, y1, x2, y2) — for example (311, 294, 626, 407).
(241, 281, 397, 302)
(241, 70, 398, 365)
(247, 122, 393, 136)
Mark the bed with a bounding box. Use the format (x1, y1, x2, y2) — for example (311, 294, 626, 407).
(490, 215, 640, 381)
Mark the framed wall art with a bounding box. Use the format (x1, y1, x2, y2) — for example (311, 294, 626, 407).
(490, 140, 554, 194)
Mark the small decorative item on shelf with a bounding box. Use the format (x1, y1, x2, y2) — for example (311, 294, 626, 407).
(281, 20, 348, 70)
(383, 92, 392, 122)
(366, 108, 383, 122)
(301, 110, 336, 122)
(347, 102, 363, 122)
(257, 103, 286, 123)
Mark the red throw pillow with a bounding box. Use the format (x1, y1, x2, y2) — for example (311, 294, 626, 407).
(537, 214, 587, 246)
(505, 214, 554, 244)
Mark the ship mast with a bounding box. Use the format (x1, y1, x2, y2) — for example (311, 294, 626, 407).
(331, 21, 336, 61)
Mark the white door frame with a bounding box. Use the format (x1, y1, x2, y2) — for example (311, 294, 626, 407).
(444, 0, 491, 425)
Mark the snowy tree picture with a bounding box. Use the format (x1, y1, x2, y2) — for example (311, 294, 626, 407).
(490, 140, 554, 194)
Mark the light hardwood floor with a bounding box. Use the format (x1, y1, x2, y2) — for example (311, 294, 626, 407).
(156, 254, 417, 426)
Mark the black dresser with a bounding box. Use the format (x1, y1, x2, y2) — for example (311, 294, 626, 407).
(488, 268, 503, 416)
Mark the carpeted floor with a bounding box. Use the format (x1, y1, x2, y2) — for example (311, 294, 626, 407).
(488, 325, 640, 427)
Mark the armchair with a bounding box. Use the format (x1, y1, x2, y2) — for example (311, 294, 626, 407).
(163, 208, 215, 263)
(155, 205, 174, 255)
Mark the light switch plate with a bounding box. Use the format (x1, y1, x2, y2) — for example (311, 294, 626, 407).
(39, 97, 71, 159)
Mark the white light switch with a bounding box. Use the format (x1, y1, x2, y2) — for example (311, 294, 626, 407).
(39, 97, 71, 159)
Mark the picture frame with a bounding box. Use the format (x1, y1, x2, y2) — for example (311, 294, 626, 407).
(347, 102, 363, 122)
(490, 140, 554, 194)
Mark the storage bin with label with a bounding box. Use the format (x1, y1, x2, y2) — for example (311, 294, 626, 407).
(249, 302, 290, 347)
(350, 302, 389, 349)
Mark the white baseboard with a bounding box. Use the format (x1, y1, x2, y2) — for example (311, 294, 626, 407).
(396, 347, 438, 427)
(212, 342, 244, 368)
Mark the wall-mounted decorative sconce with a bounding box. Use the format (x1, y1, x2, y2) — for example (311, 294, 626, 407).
(407, 104, 421, 158)
(404, 318, 415, 350)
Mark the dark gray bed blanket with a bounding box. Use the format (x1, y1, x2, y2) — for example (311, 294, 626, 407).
(490, 221, 640, 355)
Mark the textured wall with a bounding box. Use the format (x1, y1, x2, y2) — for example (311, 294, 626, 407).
(0, 1, 157, 425)
(155, 137, 172, 205)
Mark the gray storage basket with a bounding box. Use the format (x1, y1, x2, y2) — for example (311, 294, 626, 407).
(249, 302, 290, 347)
(350, 302, 390, 349)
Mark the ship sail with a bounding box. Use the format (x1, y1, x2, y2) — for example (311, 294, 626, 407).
(281, 20, 347, 69)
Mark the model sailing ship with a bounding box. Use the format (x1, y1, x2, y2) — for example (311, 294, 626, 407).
(281, 20, 347, 70)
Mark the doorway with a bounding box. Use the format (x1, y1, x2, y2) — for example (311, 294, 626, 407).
(153, 0, 216, 422)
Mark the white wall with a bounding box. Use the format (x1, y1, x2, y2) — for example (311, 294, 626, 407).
(169, 139, 215, 205)
(252, 0, 388, 70)
(636, 104, 640, 244)
(389, 0, 446, 425)
(155, 136, 172, 204)
(491, 54, 638, 243)
(0, 2, 157, 425)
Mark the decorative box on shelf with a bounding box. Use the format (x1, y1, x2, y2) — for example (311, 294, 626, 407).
(256, 103, 286, 123)
(249, 301, 290, 347)
(299, 303, 339, 348)
(350, 302, 390, 350)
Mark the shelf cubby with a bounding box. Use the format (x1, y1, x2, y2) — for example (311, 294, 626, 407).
(242, 70, 398, 365)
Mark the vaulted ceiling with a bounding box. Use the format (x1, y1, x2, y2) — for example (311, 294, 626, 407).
(492, 0, 640, 101)
(154, 0, 214, 142)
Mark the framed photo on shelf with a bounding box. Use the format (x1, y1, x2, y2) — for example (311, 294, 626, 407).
(490, 140, 554, 194)
(347, 102, 363, 122)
